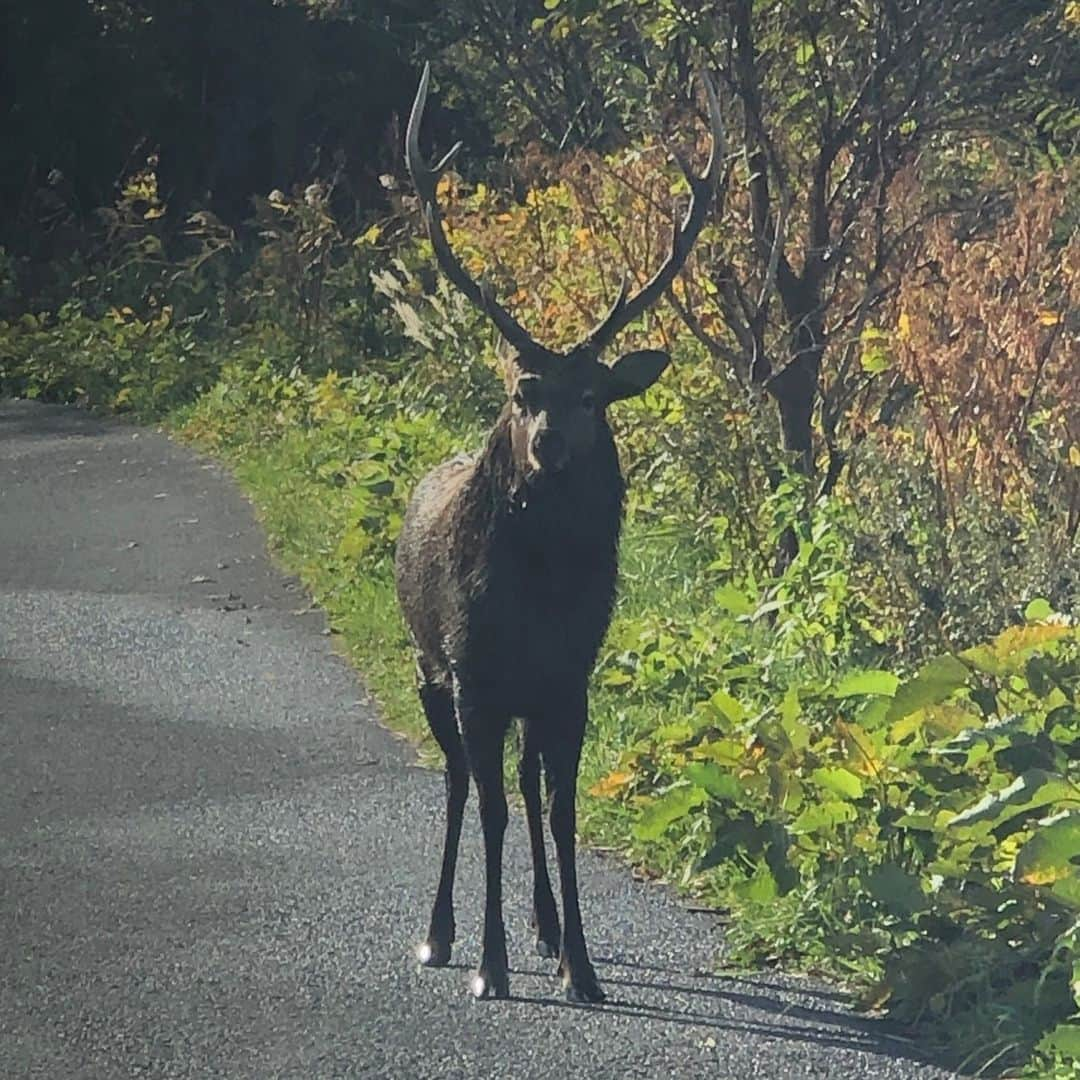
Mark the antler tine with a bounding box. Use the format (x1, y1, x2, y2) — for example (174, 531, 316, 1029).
(405, 62, 536, 351)
(582, 71, 725, 356)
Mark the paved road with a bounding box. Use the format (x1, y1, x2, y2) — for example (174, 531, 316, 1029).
(0, 400, 957, 1079)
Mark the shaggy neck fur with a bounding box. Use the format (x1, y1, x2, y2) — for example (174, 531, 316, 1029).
(464, 407, 625, 566)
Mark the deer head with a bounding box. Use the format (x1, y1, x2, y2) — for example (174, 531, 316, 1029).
(406, 63, 724, 482)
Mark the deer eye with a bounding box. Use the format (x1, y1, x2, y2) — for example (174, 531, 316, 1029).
(581, 390, 597, 413)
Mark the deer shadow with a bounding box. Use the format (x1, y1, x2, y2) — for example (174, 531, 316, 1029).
(500, 954, 952, 1073)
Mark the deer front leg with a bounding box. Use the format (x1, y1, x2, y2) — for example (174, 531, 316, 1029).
(459, 695, 510, 1000)
(519, 720, 560, 959)
(544, 692, 605, 1004)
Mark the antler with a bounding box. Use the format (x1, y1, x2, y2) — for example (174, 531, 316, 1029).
(580, 72, 725, 355)
(406, 63, 537, 352)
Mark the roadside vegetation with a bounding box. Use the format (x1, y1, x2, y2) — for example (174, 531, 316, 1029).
(3, 1, 1079, 1073)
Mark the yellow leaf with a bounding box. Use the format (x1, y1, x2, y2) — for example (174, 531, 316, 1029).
(898, 312, 911, 340)
(356, 224, 381, 246)
(1069, 445, 1080, 468)
(1038, 309, 1061, 326)
(588, 770, 634, 798)
(143, 206, 165, 220)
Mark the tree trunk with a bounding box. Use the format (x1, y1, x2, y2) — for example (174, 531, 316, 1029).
(764, 331, 822, 572)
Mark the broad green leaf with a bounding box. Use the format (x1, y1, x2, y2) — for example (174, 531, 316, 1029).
(708, 688, 745, 725)
(1037, 1021, 1080, 1060)
(1024, 597, 1054, 621)
(1014, 812, 1080, 885)
(886, 656, 970, 722)
(789, 800, 858, 835)
(780, 686, 810, 752)
(780, 685, 801, 725)
(892, 703, 983, 744)
(684, 762, 741, 801)
(633, 785, 707, 841)
(950, 769, 1079, 828)
(713, 583, 754, 616)
(835, 670, 900, 698)
(1052, 875, 1080, 911)
(732, 864, 778, 904)
(811, 766, 865, 801)
(654, 721, 694, 745)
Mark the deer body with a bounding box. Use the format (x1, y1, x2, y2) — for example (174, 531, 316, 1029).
(397, 408, 623, 711)
(395, 63, 722, 1003)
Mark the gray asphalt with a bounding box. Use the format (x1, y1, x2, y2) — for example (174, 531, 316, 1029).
(0, 399, 958, 1079)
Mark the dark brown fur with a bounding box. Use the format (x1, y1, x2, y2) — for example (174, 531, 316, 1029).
(395, 389, 628, 1002)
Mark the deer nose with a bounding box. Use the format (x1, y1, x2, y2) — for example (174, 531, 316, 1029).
(532, 428, 568, 472)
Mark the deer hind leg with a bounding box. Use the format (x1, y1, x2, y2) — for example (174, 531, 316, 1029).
(416, 680, 467, 968)
(459, 694, 511, 999)
(519, 719, 560, 959)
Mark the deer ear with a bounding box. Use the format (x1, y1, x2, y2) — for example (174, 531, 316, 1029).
(605, 350, 670, 402)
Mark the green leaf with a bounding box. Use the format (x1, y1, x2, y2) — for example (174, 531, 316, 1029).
(860, 344, 891, 374)
(950, 769, 1078, 828)
(886, 655, 969, 722)
(1037, 1022, 1080, 1061)
(708, 688, 745, 725)
(732, 864, 778, 904)
(633, 785, 707, 841)
(780, 686, 809, 751)
(1051, 875, 1080, 911)
(794, 41, 815, 66)
(1014, 812, 1080, 885)
(684, 762, 741, 801)
(789, 800, 858, 835)
(1025, 597, 1054, 621)
(810, 766, 865, 801)
(835, 670, 900, 698)
(713, 583, 754, 616)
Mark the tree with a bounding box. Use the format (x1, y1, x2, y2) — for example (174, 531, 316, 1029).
(507, 0, 1077, 565)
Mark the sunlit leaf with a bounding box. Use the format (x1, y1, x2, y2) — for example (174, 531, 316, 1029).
(1014, 812, 1080, 885)
(811, 766, 865, 800)
(684, 761, 741, 801)
(834, 670, 900, 698)
(588, 769, 635, 799)
(633, 785, 707, 841)
(886, 655, 970, 722)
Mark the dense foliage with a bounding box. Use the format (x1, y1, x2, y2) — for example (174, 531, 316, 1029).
(3, 0, 1080, 1073)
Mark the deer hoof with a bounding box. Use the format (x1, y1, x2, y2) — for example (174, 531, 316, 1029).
(470, 969, 510, 1000)
(416, 939, 452, 967)
(565, 976, 606, 1004)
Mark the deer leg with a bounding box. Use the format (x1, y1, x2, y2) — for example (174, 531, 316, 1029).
(545, 692, 605, 1004)
(417, 681, 467, 968)
(460, 700, 510, 1000)
(519, 720, 560, 959)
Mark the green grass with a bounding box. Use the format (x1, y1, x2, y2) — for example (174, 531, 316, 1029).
(169, 366, 1080, 1078)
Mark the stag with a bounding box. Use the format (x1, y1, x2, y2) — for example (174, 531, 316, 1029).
(395, 63, 722, 1003)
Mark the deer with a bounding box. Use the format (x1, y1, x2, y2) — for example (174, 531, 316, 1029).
(395, 62, 722, 1004)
